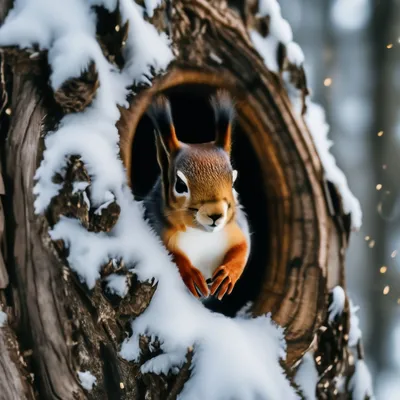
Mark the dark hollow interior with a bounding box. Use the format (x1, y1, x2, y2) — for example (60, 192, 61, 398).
(131, 84, 270, 316)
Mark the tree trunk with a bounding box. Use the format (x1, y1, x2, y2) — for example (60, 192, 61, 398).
(0, 0, 363, 399)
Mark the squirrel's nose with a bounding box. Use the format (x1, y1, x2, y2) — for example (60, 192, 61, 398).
(208, 213, 223, 224)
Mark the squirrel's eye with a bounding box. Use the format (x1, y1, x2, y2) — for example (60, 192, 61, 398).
(175, 175, 188, 194)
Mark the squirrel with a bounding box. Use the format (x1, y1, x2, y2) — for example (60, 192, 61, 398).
(144, 90, 251, 301)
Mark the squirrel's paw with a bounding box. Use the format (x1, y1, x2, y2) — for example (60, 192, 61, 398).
(210, 264, 240, 300)
(181, 266, 209, 298)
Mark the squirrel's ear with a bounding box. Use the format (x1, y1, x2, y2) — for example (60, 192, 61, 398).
(211, 89, 235, 154)
(147, 95, 180, 155)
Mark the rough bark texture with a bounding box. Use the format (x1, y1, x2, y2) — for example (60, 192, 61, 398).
(0, 0, 359, 399)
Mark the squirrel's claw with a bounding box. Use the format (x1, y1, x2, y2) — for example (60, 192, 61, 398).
(182, 266, 209, 298)
(216, 278, 232, 300)
(211, 265, 238, 300)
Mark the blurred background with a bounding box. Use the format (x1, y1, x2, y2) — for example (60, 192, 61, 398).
(279, 0, 400, 398)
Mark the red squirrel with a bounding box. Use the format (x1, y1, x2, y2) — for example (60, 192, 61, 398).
(144, 90, 250, 300)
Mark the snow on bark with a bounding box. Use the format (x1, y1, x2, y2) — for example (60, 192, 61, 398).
(144, 0, 163, 17)
(105, 273, 129, 297)
(78, 371, 97, 391)
(250, 0, 303, 72)
(348, 299, 362, 347)
(294, 352, 318, 400)
(286, 42, 304, 66)
(348, 360, 375, 400)
(304, 102, 362, 229)
(347, 299, 375, 399)
(248, 0, 362, 229)
(328, 285, 346, 322)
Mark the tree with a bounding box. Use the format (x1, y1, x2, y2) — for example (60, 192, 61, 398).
(0, 0, 371, 399)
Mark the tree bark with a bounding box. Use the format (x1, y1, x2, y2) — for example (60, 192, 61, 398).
(0, 0, 358, 399)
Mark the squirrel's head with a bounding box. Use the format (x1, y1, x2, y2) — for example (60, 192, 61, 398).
(147, 90, 238, 232)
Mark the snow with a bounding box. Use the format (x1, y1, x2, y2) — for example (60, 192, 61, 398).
(286, 42, 305, 66)
(328, 285, 345, 322)
(345, 300, 374, 398)
(82, 192, 91, 209)
(304, 102, 362, 229)
(250, 31, 280, 72)
(250, 0, 299, 72)
(105, 274, 129, 297)
(258, 0, 281, 19)
(72, 181, 89, 194)
(294, 352, 318, 400)
(119, 0, 173, 85)
(78, 371, 97, 391)
(236, 301, 253, 318)
(348, 359, 375, 400)
(0, 311, 7, 327)
(0, 1, 299, 398)
(94, 190, 115, 215)
(348, 300, 362, 347)
(144, 0, 162, 18)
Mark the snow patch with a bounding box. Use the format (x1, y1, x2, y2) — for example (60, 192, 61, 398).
(105, 274, 129, 297)
(119, 0, 173, 85)
(94, 190, 115, 215)
(348, 359, 375, 400)
(250, 31, 280, 72)
(329, 285, 346, 322)
(78, 371, 97, 391)
(0, 311, 7, 327)
(72, 181, 89, 194)
(295, 352, 318, 400)
(304, 102, 362, 229)
(235, 301, 253, 318)
(257, 0, 292, 44)
(250, 0, 301, 72)
(348, 300, 362, 347)
(141, 349, 187, 375)
(144, 0, 163, 18)
(286, 42, 305, 66)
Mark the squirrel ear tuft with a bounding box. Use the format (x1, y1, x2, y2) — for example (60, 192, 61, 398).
(147, 94, 180, 155)
(211, 89, 235, 153)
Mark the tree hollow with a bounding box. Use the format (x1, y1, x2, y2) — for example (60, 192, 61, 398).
(118, 67, 329, 364)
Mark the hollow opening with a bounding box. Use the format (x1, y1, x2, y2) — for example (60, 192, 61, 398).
(130, 84, 270, 316)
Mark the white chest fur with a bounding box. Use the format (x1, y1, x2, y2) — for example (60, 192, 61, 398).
(176, 227, 230, 280)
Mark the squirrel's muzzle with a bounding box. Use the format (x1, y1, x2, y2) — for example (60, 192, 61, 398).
(196, 202, 228, 232)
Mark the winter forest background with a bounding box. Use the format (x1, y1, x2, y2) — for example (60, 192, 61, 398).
(280, 0, 400, 398)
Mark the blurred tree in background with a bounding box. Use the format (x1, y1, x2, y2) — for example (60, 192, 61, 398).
(280, 0, 400, 397)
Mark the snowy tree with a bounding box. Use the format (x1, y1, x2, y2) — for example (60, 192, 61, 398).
(0, 0, 373, 399)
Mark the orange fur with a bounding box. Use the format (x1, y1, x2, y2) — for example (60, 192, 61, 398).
(166, 124, 180, 153)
